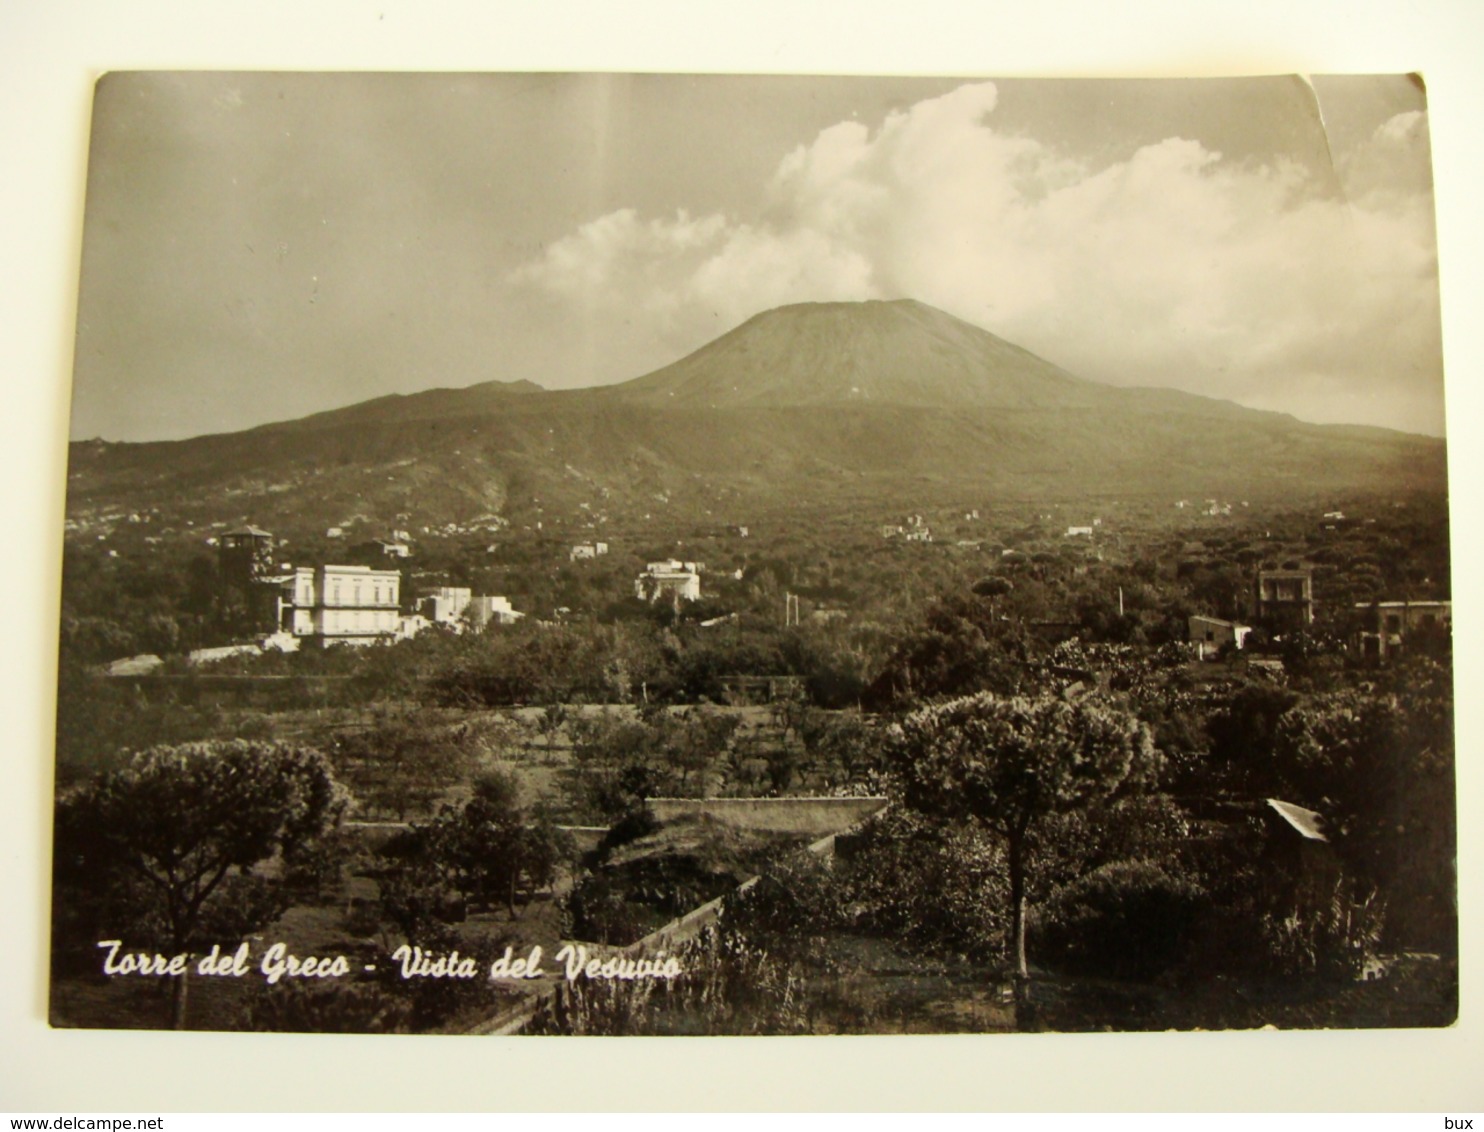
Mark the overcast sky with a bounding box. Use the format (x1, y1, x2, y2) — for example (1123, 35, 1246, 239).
(69, 72, 1442, 442)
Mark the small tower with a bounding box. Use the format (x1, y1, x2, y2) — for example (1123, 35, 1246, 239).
(217, 525, 278, 633)
(218, 525, 276, 588)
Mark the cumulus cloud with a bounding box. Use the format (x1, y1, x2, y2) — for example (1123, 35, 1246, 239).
(509, 81, 1443, 434)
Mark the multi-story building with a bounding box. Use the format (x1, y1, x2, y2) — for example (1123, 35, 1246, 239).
(1255, 568, 1314, 630)
(467, 595, 524, 628)
(420, 586, 472, 627)
(277, 564, 402, 645)
(1354, 599, 1451, 662)
(415, 588, 523, 631)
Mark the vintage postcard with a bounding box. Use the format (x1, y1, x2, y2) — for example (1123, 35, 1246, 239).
(49, 72, 1455, 1035)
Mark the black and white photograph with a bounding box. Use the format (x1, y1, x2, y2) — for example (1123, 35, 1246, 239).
(43, 69, 1458, 1041)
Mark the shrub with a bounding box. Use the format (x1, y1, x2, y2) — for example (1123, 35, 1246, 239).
(838, 809, 1010, 962)
(594, 805, 662, 861)
(1258, 880, 1386, 981)
(1031, 859, 1208, 981)
(560, 871, 665, 946)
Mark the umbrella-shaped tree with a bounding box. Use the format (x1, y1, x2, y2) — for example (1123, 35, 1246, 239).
(887, 692, 1159, 978)
(54, 740, 348, 1028)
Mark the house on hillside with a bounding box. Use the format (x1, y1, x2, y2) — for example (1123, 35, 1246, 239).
(467, 595, 524, 628)
(277, 563, 402, 645)
(355, 536, 411, 559)
(1354, 599, 1451, 662)
(636, 560, 702, 603)
(402, 588, 521, 633)
(1188, 615, 1252, 658)
(421, 586, 472, 627)
(1255, 567, 1314, 630)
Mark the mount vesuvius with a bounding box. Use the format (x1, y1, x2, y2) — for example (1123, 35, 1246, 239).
(64, 299, 1446, 531)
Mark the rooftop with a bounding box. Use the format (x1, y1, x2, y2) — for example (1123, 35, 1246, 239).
(1267, 798, 1327, 842)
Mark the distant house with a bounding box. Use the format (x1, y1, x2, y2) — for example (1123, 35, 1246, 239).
(569, 542, 609, 561)
(277, 563, 402, 645)
(421, 586, 472, 627)
(354, 537, 411, 560)
(1255, 567, 1314, 630)
(397, 613, 432, 640)
(1066, 525, 1094, 538)
(636, 560, 702, 603)
(1354, 599, 1451, 662)
(1188, 615, 1252, 658)
(467, 595, 524, 628)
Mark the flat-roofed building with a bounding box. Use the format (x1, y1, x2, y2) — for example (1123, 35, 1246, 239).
(278, 564, 401, 645)
(636, 559, 702, 603)
(467, 595, 524, 627)
(1255, 568, 1314, 630)
(1354, 599, 1451, 661)
(1188, 614, 1252, 658)
(421, 586, 472, 627)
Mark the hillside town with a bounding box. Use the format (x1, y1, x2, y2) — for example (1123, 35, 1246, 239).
(51, 477, 1456, 1036)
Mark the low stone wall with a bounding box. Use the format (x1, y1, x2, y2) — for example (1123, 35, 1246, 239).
(556, 825, 609, 854)
(463, 797, 889, 1035)
(644, 796, 889, 836)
